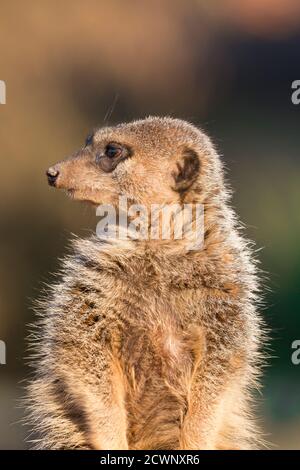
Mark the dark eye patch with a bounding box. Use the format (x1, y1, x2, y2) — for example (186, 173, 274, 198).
(105, 143, 122, 158)
(96, 142, 132, 173)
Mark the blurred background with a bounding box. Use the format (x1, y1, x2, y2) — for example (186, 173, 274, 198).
(0, 0, 300, 449)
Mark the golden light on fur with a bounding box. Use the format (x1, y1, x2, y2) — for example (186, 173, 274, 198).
(26, 117, 265, 450)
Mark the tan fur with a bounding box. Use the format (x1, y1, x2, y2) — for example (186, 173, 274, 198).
(26, 117, 265, 449)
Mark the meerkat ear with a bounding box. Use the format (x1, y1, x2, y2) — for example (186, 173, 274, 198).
(172, 147, 200, 195)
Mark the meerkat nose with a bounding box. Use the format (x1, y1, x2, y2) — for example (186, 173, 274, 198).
(46, 167, 60, 187)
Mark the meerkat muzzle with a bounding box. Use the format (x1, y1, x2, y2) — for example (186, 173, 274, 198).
(46, 167, 60, 187)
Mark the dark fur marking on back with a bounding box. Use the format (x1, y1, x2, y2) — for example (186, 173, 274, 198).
(52, 377, 91, 447)
(75, 254, 103, 272)
(72, 281, 101, 295)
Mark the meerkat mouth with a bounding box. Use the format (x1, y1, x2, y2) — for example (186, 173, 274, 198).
(66, 188, 99, 206)
(66, 188, 76, 198)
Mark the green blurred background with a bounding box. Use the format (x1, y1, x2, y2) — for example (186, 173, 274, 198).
(0, 0, 299, 449)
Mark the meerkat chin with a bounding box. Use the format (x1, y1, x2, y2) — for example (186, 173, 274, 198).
(26, 116, 265, 450)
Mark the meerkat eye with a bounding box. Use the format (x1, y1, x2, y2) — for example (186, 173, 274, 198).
(105, 143, 122, 158)
(96, 142, 131, 172)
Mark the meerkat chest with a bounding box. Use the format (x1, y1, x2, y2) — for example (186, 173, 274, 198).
(121, 318, 203, 390)
(118, 294, 204, 379)
(120, 320, 204, 449)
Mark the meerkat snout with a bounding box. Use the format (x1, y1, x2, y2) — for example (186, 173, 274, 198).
(46, 167, 60, 186)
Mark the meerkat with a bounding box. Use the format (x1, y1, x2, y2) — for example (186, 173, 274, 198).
(26, 116, 264, 450)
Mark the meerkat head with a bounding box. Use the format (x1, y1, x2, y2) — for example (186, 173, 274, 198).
(46, 116, 224, 208)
